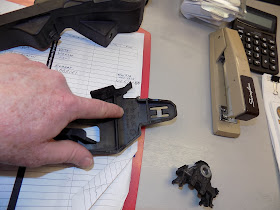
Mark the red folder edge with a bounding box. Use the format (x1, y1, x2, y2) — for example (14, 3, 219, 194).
(122, 28, 151, 210)
(7, 0, 33, 6)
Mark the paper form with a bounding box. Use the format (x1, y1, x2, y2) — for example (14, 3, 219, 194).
(51, 30, 143, 209)
(0, 0, 24, 14)
(8, 143, 137, 210)
(91, 159, 132, 210)
(263, 74, 280, 173)
(0, 2, 145, 207)
(72, 144, 137, 210)
(52, 30, 144, 99)
(0, 46, 50, 64)
(270, 102, 280, 143)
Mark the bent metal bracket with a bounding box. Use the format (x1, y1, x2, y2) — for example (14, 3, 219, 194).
(54, 83, 178, 155)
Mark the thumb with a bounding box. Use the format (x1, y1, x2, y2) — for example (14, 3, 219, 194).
(41, 140, 94, 168)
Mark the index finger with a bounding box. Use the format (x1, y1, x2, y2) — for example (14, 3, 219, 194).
(72, 96, 124, 120)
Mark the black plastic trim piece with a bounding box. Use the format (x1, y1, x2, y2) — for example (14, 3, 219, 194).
(0, 0, 145, 51)
(55, 83, 177, 155)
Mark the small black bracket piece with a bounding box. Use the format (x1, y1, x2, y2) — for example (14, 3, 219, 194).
(172, 161, 219, 208)
(54, 128, 96, 144)
(0, 0, 145, 51)
(55, 82, 177, 155)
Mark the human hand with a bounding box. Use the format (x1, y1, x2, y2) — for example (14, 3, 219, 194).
(0, 53, 124, 168)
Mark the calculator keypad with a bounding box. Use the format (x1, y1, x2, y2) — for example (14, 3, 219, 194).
(236, 24, 278, 75)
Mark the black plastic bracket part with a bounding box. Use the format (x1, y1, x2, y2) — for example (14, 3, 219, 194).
(172, 161, 219, 208)
(0, 0, 145, 51)
(55, 83, 177, 155)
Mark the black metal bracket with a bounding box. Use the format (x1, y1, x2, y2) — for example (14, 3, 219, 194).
(55, 83, 177, 155)
(0, 0, 145, 51)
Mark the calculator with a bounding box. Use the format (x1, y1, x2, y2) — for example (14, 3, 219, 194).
(232, 6, 278, 75)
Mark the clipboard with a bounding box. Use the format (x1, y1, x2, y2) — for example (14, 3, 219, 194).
(6, 1, 152, 208)
(5, 1, 151, 208)
(123, 28, 151, 210)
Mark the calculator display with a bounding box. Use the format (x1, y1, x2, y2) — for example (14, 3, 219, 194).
(243, 12, 273, 30)
(239, 6, 277, 34)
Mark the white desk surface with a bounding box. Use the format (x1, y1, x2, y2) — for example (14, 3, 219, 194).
(136, 0, 280, 209)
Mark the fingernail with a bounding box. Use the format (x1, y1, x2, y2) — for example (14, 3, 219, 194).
(79, 157, 93, 168)
(120, 108, 124, 115)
